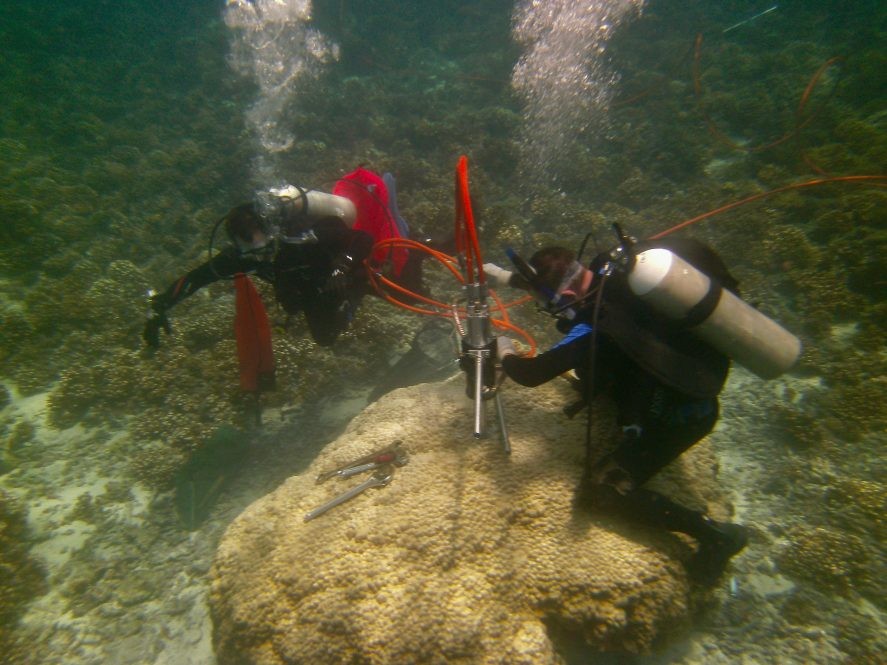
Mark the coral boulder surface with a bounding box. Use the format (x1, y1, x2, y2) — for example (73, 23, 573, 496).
(210, 378, 729, 664)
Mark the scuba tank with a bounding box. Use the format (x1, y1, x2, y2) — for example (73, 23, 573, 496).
(261, 185, 357, 227)
(626, 247, 801, 379)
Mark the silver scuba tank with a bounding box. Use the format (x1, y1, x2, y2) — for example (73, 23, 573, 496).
(269, 186, 357, 226)
(627, 248, 801, 379)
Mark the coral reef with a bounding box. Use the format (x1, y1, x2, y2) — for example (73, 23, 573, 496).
(0, 0, 883, 662)
(0, 489, 48, 657)
(210, 379, 733, 663)
(769, 404, 824, 450)
(776, 526, 871, 597)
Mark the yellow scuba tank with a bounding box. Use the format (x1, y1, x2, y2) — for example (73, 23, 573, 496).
(627, 248, 801, 379)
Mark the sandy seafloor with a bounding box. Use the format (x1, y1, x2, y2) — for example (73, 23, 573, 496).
(1, 0, 885, 663)
(1, 362, 883, 664)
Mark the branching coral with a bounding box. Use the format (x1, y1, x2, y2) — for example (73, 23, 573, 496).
(0, 305, 34, 366)
(769, 404, 824, 450)
(805, 348, 887, 443)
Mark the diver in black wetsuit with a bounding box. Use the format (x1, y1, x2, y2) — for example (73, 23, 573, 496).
(143, 202, 375, 349)
(482, 237, 749, 585)
(144, 167, 435, 350)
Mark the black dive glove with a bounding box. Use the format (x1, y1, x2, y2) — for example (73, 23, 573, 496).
(324, 254, 354, 298)
(143, 292, 172, 348)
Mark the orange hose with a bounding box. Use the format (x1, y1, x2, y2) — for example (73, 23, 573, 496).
(489, 288, 510, 326)
(693, 34, 843, 154)
(649, 175, 887, 239)
(455, 156, 486, 283)
(367, 242, 534, 311)
(360, 157, 539, 356)
(454, 162, 471, 280)
(367, 259, 538, 356)
(492, 317, 537, 356)
(365, 159, 539, 357)
(373, 238, 465, 281)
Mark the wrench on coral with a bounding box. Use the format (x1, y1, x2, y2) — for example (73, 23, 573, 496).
(304, 468, 394, 522)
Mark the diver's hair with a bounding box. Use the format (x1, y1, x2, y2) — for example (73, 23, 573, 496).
(223, 203, 263, 243)
(530, 246, 576, 291)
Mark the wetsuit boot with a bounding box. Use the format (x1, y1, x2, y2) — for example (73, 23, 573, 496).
(686, 518, 749, 585)
(581, 484, 749, 585)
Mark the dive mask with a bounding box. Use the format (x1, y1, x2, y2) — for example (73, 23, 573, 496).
(506, 248, 578, 320)
(553, 260, 584, 300)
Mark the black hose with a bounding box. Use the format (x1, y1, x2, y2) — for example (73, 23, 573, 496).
(583, 270, 609, 477)
(207, 214, 233, 281)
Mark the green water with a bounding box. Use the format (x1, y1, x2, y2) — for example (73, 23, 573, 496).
(0, 0, 884, 662)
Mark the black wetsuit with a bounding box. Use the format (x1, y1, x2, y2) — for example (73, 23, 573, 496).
(502, 238, 746, 581)
(156, 218, 374, 347)
(503, 237, 735, 485)
(503, 330, 723, 486)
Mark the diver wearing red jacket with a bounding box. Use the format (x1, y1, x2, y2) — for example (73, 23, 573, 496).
(144, 168, 418, 349)
(144, 206, 374, 348)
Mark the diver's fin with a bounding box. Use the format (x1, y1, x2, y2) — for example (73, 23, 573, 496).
(383, 172, 410, 238)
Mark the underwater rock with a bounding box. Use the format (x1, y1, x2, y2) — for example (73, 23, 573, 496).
(211, 378, 729, 664)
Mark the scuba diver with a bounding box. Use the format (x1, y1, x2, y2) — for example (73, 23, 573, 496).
(143, 168, 423, 349)
(478, 232, 764, 585)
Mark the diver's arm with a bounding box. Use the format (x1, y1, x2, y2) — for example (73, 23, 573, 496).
(500, 334, 586, 387)
(143, 250, 263, 348)
(153, 250, 262, 310)
(483, 263, 529, 290)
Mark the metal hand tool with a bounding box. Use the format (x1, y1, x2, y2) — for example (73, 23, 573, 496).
(304, 468, 394, 522)
(314, 440, 407, 484)
(304, 441, 408, 522)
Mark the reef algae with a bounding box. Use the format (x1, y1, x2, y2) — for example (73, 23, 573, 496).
(210, 378, 734, 663)
(0, 488, 48, 659)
